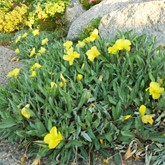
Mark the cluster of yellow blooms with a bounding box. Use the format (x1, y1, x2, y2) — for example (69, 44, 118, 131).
(108, 39, 131, 54)
(29, 63, 42, 78)
(0, 4, 28, 33)
(139, 81, 164, 125)
(25, 2, 65, 28)
(8, 28, 164, 150)
(63, 29, 100, 66)
(15, 29, 48, 58)
(0, 1, 66, 31)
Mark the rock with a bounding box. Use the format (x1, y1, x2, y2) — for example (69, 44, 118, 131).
(65, 0, 85, 27)
(67, 0, 115, 40)
(99, 0, 165, 46)
(67, 0, 165, 46)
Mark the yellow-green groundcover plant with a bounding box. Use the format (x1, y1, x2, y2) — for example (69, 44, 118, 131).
(0, 29, 165, 164)
(0, 0, 70, 33)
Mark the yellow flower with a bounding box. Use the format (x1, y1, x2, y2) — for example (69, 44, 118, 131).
(59, 81, 64, 88)
(44, 126, 63, 149)
(89, 28, 99, 42)
(15, 36, 21, 43)
(63, 41, 73, 50)
(30, 63, 42, 71)
(22, 32, 28, 38)
(142, 115, 154, 125)
(15, 48, 20, 54)
(29, 71, 37, 78)
(146, 82, 164, 99)
(7, 68, 20, 77)
(41, 38, 49, 45)
(63, 50, 80, 65)
(123, 115, 132, 121)
(32, 29, 39, 36)
(115, 39, 131, 51)
(29, 48, 36, 57)
(77, 74, 83, 81)
(21, 104, 31, 119)
(86, 46, 100, 62)
(76, 41, 85, 48)
(100, 139, 104, 144)
(139, 105, 146, 117)
(83, 37, 92, 43)
(38, 47, 46, 54)
(139, 105, 154, 125)
(50, 82, 57, 89)
(108, 45, 118, 54)
(103, 158, 109, 164)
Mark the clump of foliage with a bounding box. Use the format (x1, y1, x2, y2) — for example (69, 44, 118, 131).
(0, 29, 165, 164)
(78, 17, 102, 40)
(0, 0, 70, 33)
(0, 32, 13, 45)
(79, 0, 102, 10)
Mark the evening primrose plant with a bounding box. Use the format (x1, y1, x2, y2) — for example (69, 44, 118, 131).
(0, 29, 165, 164)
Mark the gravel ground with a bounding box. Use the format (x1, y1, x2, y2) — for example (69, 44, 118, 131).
(0, 46, 145, 165)
(0, 46, 21, 86)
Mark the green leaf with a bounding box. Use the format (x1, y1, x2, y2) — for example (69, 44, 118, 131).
(121, 130, 135, 138)
(65, 140, 83, 148)
(0, 118, 17, 128)
(77, 89, 88, 109)
(81, 131, 92, 142)
(105, 132, 113, 143)
(150, 136, 165, 143)
(112, 102, 122, 120)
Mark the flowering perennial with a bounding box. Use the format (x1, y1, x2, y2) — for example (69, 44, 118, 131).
(108, 39, 131, 54)
(44, 126, 63, 149)
(139, 105, 154, 125)
(7, 68, 20, 78)
(21, 104, 32, 119)
(146, 82, 164, 99)
(86, 46, 100, 62)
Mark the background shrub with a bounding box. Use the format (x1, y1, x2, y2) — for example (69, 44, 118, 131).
(0, 0, 70, 33)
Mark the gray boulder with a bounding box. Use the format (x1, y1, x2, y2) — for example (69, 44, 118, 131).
(65, 0, 85, 27)
(99, 0, 165, 46)
(67, 0, 165, 46)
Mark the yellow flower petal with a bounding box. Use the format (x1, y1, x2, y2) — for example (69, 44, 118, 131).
(41, 38, 49, 45)
(7, 68, 20, 77)
(108, 45, 118, 54)
(21, 108, 31, 119)
(77, 74, 83, 81)
(15, 48, 20, 54)
(89, 28, 99, 42)
(147, 82, 164, 99)
(76, 41, 85, 48)
(50, 82, 57, 89)
(15, 36, 21, 43)
(86, 46, 100, 62)
(32, 29, 39, 36)
(29, 71, 37, 78)
(22, 33, 28, 38)
(44, 126, 63, 149)
(139, 105, 146, 117)
(115, 39, 131, 51)
(38, 47, 46, 54)
(142, 115, 153, 125)
(63, 51, 80, 65)
(29, 48, 36, 57)
(30, 63, 42, 71)
(63, 41, 73, 50)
